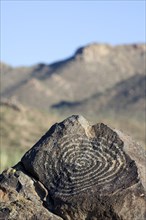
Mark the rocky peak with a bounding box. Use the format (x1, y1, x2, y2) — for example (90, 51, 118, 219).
(74, 43, 146, 63)
(74, 43, 111, 62)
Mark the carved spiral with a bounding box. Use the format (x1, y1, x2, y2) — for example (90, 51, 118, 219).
(44, 135, 127, 196)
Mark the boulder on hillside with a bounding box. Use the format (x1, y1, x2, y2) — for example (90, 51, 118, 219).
(0, 115, 146, 220)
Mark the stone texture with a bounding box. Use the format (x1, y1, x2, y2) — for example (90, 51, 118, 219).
(0, 115, 146, 219)
(0, 164, 62, 220)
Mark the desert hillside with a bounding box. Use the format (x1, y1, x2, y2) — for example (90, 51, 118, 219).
(52, 74, 145, 118)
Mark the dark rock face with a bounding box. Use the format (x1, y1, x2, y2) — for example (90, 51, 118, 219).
(1, 115, 146, 220)
(0, 165, 62, 220)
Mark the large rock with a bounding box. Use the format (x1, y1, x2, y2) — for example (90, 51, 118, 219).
(0, 115, 146, 220)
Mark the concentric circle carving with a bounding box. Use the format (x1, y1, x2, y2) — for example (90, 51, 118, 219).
(44, 134, 126, 196)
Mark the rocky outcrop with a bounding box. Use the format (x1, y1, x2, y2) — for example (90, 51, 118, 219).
(0, 166, 62, 220)
(75, 43, 111, 62)
(0, 115, 146, 220)
(74, 43, 146, 63)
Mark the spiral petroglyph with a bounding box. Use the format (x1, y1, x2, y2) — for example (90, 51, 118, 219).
(21, 115, 139, 200)
(44, 134, 127, 196)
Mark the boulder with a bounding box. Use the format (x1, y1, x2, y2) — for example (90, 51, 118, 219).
(0, 115, 146, 220)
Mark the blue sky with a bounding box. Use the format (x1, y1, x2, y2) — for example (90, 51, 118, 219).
(1, 0, 145, 67)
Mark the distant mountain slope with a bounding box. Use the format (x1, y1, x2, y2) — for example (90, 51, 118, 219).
(106, 74, 145, 113)
(1, 43, 145, 110)
(52, 74, 145, 119)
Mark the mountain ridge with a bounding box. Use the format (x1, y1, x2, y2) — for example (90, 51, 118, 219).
(1, 43, 145, 111)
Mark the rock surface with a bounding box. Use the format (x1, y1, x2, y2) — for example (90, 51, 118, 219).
(0, 165, 62, 220)
(0, 115, 146, 220)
